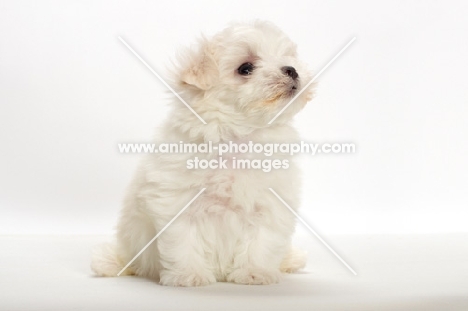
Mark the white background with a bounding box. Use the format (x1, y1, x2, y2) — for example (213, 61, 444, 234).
(1, 0, 467, 235)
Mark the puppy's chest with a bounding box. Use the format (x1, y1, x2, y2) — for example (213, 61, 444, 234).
(204, 171, 236, 199)
(197, 170, 267, 214)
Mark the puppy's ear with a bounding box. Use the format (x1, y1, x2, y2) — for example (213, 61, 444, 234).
(179, 38, 218, 90)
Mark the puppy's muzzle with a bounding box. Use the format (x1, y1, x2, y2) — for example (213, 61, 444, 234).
(281, 66, 298, 81)
(281, 66, 299, 91)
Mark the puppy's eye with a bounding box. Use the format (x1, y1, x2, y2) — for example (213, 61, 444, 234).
(237, 62, 254, 76)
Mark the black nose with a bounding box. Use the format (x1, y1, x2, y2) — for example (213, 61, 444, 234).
(281, 66, 298, 80)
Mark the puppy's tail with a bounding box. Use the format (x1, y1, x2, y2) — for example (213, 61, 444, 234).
(91, 242, 133, 277)
(280, 247, 307, 273)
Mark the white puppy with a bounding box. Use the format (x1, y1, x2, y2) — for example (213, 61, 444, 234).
(92, 21, 314, 286)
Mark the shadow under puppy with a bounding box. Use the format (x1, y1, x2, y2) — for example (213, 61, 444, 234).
(92, 20, 314, 286)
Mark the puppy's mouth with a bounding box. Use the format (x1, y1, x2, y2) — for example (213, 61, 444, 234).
(287, 83, 298, 96)
(263, 82, 299, 105)
(278, 83, 298, 100)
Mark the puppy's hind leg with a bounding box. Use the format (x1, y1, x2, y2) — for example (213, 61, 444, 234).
(279, 247, 307, 273)
(91, 242, 134, 277)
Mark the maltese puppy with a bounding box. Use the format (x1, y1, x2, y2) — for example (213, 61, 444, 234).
(92, 20, 313, 286)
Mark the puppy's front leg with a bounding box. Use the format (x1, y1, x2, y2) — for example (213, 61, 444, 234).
(157, 216, 216, 287)
(226, 224, 292, 285)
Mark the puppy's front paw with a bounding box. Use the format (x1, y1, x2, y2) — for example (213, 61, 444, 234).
(159, 270, 216, 287)
(227, 268, 280, 285)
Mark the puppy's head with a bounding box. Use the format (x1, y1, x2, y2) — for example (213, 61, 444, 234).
(175, 21, 313, 127)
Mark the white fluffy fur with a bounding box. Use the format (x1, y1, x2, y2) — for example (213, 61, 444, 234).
(91, 21, 313, 286)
